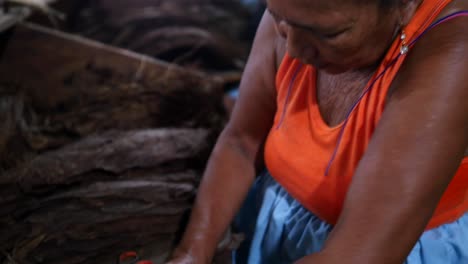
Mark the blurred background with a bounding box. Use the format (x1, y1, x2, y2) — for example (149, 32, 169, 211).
(0, 0, 265, 263)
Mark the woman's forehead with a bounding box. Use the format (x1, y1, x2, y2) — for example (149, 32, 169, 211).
(267, 0, 361, 11)
(267, 0, 361, 26)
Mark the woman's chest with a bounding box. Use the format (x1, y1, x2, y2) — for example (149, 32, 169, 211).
(316, 70, 374, 127)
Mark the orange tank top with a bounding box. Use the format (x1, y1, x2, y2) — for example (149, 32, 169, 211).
(264, 0, 468, 230)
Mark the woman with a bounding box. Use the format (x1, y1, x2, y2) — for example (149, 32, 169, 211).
(168, 0, 468, 263)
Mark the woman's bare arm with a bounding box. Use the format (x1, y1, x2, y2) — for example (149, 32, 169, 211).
(299, 15, 468, 264)
(168, 11, 281, 263)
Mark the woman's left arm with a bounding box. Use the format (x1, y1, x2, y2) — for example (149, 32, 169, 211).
(298, 18, 468, 264)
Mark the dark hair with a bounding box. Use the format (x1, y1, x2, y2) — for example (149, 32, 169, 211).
(357, 0, 399, 9)
(379, 0, 400, 8)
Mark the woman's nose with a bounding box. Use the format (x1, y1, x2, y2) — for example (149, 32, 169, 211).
(277, 20, 289, 39)
(276, 20, 317, 62)
(287, 30, 314, 60)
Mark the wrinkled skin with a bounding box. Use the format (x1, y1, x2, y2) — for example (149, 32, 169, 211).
(268, 0, 403, 73)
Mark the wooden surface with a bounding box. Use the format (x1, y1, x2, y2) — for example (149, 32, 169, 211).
(62, 0, 251, 72)
(0, 23, 227, 263)
(0, 7, 29, 32)
(0, 22, 226, 167)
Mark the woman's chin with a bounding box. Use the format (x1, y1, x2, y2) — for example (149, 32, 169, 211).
(319, 64, 350, 74)
(323, 67, 345, 74)
(303, 60, 348, 74)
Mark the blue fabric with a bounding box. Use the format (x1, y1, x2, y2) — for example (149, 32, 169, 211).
(239, 0, 264, 12)
(233, 171, 468, 264)
(228, 88, 240, 99)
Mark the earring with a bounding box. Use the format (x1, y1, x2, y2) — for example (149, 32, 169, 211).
(400, 29, 409, 55)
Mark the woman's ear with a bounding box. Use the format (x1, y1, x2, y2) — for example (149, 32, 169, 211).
(398, 0, 423, 26)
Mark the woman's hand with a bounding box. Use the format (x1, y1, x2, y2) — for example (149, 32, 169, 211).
(294, 252, 330, 264)
(294, 255, 318, 264)
(165, 248, 208, 264)
(165, 254, 197, 264)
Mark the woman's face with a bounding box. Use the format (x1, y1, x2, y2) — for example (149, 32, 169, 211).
(267, 0, 401, 73)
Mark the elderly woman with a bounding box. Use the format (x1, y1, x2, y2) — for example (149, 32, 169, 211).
(168, 0, 468, 263)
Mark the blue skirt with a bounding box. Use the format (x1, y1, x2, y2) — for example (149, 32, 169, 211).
(233, 171, 468, 264)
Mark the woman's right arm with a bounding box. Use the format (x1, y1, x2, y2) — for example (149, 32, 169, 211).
(167, 11, 282, 264)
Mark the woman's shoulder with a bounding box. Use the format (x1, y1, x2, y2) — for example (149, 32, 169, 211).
(400, 0, 468, 76)
(439, 0, 468, 18)
(249, 10, 286, 73)
(426, 0, 468, 43)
